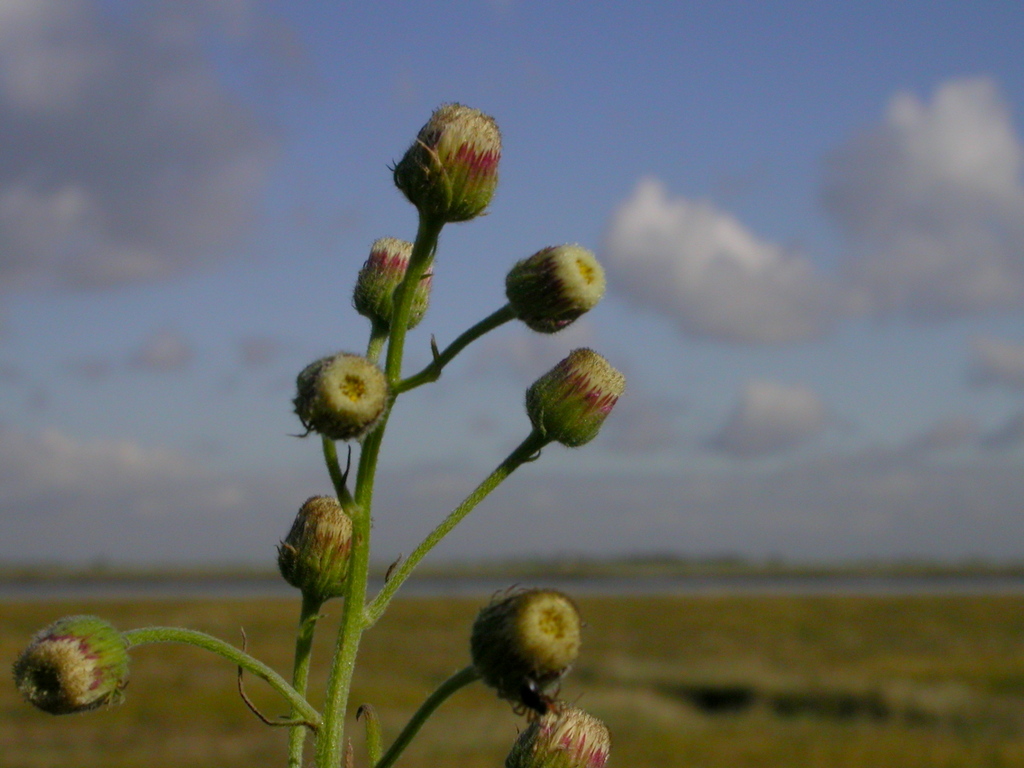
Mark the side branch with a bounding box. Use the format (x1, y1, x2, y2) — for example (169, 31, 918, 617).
(373, 666, 481, 768)
(122, 626, 321, 729)
(365, 429, 548, 626)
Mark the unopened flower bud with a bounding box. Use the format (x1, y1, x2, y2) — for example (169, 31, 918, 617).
(526, 349, 625, 447)
(506, 245, 606, 333)
(393, 103, 501, 223)
(278, 495, 353, 601)
(505, 706, 611, 768)
(353, 237, 433, 330)
(293, 353, 388, 441)
(13, 615, 129, 715)
(471, 589, 581, 709)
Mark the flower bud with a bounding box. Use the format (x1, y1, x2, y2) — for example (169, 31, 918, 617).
(506, 245, 606, 333)
(471, 589, 581, 709)
(278, 495, 353, 601)
(352, 237, 433, 330)
(293, 353, 388, 441)
(13, 615, 129, 715)
(526, 349, 625, 447)
(505, 706, 611, 768)
(393, 103, 501, 223)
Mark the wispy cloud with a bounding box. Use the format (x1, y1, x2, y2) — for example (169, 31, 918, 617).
(467, 321, 600, 380)
(130, 328, 194, 372)
(706, 380, 828, 458)
(897, 415, 980, 457)
(968, 336, 1024, 391)
(238, 335, 283, 368)
(980, 411, 1024, 451)
(823, 77, 1024, 317)
(0, 0, 275, 293)
(603, 178, 842, 343)
(0, 426, 315, 564)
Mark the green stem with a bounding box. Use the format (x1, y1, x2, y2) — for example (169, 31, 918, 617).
(385, 215, 444, 385)
(314, 213, 445, 768)
(122, 626, 321, 728)
(287, 593, 325, 768)
(366, 322, 389, 365)
(373, 666, 480, 768)
(367, 429, 548, 626)
(394, 304, 516, 394)
(357, 704, 384, 766)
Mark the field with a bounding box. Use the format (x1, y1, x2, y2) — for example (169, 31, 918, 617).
(4, 593, 1024, 767)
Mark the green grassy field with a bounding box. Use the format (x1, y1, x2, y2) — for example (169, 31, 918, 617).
(4, 594, 1024, 767)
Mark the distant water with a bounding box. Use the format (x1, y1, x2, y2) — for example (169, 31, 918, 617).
(5, 573, 1024, 601)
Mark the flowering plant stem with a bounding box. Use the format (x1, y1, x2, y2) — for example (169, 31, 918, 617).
(315, 212, 444, 768)
(394, 303, 516, 394)
(12, 103, 621, 768)
(372, 665, 480, 768)
(121, 627, 321, 728)
(367, 428, 548, 626)
(286, 592, 325, 767)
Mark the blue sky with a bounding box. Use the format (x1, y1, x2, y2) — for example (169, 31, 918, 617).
(1, 1, 1023, 565)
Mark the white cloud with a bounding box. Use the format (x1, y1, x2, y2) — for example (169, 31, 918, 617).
(969, 336, 1024, 391)
(0, 428, 193, 502)
(371, 456, 1024, 562)
(3, 425, 1023, 564)
(706, 380, 828, 458)
(0, 427, 314, 564)
(130, 328, 194, 372)
(823, 77, 1024, 316)
(603, 178, 841, 343)
(0, 0, 274, 292)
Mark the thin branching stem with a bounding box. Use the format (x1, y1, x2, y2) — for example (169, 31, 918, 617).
(314, 212, 444, 768)
(122, 627, 321, 729)
(373, 666, 481, 768)
(366, 429, 548, 626)
(394, 304, 516, 394)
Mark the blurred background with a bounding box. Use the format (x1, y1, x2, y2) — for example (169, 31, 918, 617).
(1, 0, 1023, 568)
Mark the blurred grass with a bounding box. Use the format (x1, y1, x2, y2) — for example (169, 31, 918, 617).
(4, 594, 1024, 767)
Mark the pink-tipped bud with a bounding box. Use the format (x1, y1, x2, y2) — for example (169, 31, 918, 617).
(393, 103, 501, 223)
(526, 349, 625, 447)
(13, 615, 129, 715)
(353, 237, 433, 330)
(471, 589, 581, 710)
(505, 706, 611, 768)
(293, 353, 389, 441)
(278, 495, 354, 601)
(506, 245, 606, 333)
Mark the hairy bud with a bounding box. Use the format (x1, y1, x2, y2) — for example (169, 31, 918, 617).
(293, 353, 388, 441)
(505, 706, 611, 768)
(278, 495, 354, 601)
(393, 103, 501, 223)
(13, 615, 129, 715)
(353, 237, 433, 330)
(506, 245, 605, 333)
(471, 589, 581, 710)
(526, 349, 625, 447)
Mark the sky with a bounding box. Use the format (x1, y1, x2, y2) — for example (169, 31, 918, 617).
(1, 0, 1023, 566)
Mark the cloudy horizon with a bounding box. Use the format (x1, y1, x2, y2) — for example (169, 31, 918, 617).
(1, 2, 1022, 566)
